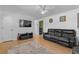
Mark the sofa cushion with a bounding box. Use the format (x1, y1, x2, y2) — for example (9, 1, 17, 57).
(62, 33, 74, 38)
(58, 37, 69, 42)
(62, 33, 68, 37)
(49, 32, 54, 35)
(44, 35, 51, 38)
(54, 32, 61, 37)
(50, 35, 58, 39)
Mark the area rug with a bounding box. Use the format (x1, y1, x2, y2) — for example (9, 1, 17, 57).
(8, 40, 52, 54)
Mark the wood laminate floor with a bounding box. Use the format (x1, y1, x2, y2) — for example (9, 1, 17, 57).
(0, 39, 32, 53)
(0, 35, 72, 54)
(33, 35, 72, 54)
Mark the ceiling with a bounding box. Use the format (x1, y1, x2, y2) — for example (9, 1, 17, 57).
(0, 5, 79, 19)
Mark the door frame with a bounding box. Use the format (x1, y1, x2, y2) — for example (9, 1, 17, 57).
(39, 20, 43, 35)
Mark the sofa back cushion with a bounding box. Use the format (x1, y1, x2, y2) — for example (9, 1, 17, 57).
(48, 29, 55, 35)
(62, 30, 76, 37)
(54, 32, 62, 37)
(54, 29, 62, 37)
(48, 29, 76, 37)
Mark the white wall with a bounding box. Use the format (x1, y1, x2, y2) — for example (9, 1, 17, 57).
(34, 20, 39, 35)
(0, 11, 34, 42)
(39, 8, 79, 41)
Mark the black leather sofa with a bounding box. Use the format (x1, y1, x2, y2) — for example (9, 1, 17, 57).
(43, 29, 76, 48)
(18, 32, 33, 40)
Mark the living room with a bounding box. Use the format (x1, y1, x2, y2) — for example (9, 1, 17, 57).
(0, 5, 79, 54)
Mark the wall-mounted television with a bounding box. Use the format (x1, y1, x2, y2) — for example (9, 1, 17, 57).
(19, 19, 32, 27)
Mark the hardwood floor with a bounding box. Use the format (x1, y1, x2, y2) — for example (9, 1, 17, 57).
(0, 35, 72, 54)
(0, 39, 32, 53)
(33, 35, 72, 54)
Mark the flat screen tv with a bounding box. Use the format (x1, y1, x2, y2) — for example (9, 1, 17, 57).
(19, 19, 32, 27)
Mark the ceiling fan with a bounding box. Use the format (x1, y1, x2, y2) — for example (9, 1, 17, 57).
(37, 5, 55, 15)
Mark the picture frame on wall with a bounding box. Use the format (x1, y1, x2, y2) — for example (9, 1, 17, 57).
(49, 18, 53, 23)
(19, 19, 32, 27)
(60, 16, 66, 22)
(77, 13, 79, 28)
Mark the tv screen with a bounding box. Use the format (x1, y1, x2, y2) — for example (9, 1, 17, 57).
(19, 19, 32, 27)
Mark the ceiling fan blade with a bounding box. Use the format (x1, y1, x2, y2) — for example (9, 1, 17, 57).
(35, 5, 55, 10)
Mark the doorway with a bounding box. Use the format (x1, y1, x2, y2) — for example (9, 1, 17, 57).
(39, 20, 43, 35)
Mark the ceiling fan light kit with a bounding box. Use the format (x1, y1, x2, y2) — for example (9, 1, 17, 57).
(41, 10, 48, 15)
(38, 5, 55, 15)
(40, 5, 47, 15)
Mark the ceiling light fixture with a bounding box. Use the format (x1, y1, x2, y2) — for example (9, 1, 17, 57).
(41, 10, 48, 15)
(39, 5, 48, 15)
(37, 5, 55, 15)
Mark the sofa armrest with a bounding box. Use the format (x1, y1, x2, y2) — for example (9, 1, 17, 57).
(43, 33, 48, 38)
(17, 33, 21, 40)
(43, 33, 49, 35)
